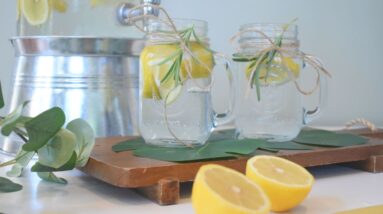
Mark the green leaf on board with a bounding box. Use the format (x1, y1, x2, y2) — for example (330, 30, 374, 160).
(32, 152, 76, 172)
(37, 172, 67, 184)
(259, 141, 314, 151)
(6, 149, 35, 177)
(207, 129, 237, 142)
(66, 119, 95, 167)
(293, 129, 368, 147)
(113, 138, 262, 162)
(23, 107, 66, 151)
(0, 177, 22, 193)
(132, 139, 262, 162)
(37, 128, 76, 169)
(112, 137, 146, 152)
(258, 147, 280, 153)
(0, 82, 4, 109)
(112, 129, 369, 162)
(0, 101, 30, 136)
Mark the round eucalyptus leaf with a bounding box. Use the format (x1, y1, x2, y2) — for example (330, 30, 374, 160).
(37, 129, 76, 169)
(66, 119, 95, 167)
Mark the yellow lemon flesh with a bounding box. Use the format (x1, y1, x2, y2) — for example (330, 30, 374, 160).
(246, 57, 300, 85)
(192, 164, 270, 214)
(22, 0, 50, 26)
(140, 42, 213, 104)
(246, 155, 314, 212)
(90, 0, 119, 7)
(49, 0, 68, 13)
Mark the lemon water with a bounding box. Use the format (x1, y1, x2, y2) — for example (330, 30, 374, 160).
(139, 79, 215, 147)
(18, 0, 142, 37)
(235, 65, 302, 142)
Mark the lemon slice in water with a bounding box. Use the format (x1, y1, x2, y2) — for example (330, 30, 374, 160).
(49, 0, 68, 13)
(246, 56, 300, 86)
(181, 42, 214, 79)
(22, 0, 50, 26)
(89, 0, 104, 7)
(140, 42, 213, 104)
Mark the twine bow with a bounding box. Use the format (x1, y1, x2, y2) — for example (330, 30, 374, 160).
(230, 21, 332, 100)
(127, 3, 220, 146)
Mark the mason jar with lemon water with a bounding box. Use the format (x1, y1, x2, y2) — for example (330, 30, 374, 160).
(139, 19, 234, 147)
(234, 23, 325, 142)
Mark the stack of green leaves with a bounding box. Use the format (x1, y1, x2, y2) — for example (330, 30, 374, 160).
(112, 129, 369, 162)
(0, 83, 95, 193)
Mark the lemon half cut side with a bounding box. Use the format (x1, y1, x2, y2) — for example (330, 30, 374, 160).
(246, 155, 314, 212)
(192, 164, 271, 214)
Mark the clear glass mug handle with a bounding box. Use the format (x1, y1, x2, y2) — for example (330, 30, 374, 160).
(211, 53, 235, 127)
(303, 56, 328, 124)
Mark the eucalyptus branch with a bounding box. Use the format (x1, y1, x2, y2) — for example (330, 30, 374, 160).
(0, 116, 28, 143)
(0, 151, 32, 168)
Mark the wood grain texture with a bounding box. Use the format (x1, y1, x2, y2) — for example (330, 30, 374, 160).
(136, 178, 180, 205)
(80, 130, 383, 188)
(79, 129, 383, 205)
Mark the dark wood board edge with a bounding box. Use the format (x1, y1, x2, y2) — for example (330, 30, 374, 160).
(80, 130, 383, 188)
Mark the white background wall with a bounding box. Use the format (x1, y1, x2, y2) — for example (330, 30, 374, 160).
(0, 0, 382, 126)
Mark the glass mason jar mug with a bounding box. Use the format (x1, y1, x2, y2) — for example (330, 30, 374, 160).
(139, 19, 234, 147)
(234, 23, 326, 142)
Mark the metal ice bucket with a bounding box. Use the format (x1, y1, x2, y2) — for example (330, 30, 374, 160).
(0, 37, 144, 153)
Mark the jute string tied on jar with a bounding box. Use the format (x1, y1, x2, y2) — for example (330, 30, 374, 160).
(230, 19, 332, 100)
(128, 3, 231, 146)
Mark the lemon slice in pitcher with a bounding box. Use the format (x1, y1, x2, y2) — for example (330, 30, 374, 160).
(22, 0, 50, 26)
(246, 56, 300, 85)
(90, 0, 117, 7)
(49, 0, 68, 13)
(17, 0, 21, 20)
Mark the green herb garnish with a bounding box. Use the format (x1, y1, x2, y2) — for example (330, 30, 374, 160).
(232, 19, 297, 101)
(155, 26, 214, 90)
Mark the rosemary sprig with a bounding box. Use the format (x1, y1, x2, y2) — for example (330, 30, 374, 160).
(155, 26, 213, 90)
(232, 19, 297, 101)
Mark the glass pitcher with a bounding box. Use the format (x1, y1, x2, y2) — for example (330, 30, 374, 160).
(234, 23, 326, 142)
(17, 0, 151, 37)
(139, 19, 234, 147)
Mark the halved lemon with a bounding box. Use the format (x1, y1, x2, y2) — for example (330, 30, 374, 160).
(246, 56, 300, 85)
(22, 0, 50, 26)
(246, 155, 314, 212)
(192, 164, 270, 214)
(140, 42, 213, 104)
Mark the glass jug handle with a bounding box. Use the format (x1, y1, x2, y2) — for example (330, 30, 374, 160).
(303, 56, 328, 124)
(212, 53, 236, 127)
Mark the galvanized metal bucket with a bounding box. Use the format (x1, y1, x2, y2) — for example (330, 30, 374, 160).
(0, 37, 144, 154)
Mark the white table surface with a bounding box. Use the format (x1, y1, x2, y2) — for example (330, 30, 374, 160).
(1, 127, 383, 214)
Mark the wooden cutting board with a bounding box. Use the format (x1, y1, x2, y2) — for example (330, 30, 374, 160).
(80, 129, 383, 205)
